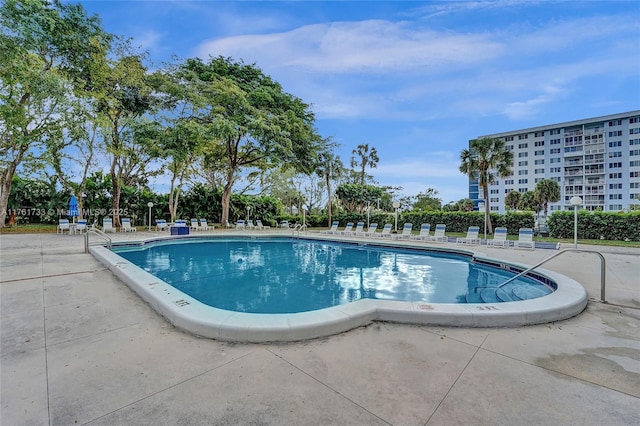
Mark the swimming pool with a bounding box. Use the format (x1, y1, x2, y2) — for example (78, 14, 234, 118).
(113, 239, 552, 313)
(90, 235, 588, 342)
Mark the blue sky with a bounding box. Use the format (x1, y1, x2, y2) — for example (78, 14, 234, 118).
(80, 0, 640, 204)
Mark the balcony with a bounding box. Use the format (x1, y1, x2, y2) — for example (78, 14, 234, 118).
(564, 170, 583, 176)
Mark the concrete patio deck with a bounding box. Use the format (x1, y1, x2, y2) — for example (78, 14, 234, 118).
(1, 231, 638, 425)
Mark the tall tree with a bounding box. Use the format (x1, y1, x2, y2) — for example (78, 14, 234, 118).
(315, 145, 344, 226)
(413, 187, 442, 211)
(181, 56, 322, 226)
(93, 46, 159, 226)
(350, 143, 379, 185)
(459, 137, 513, 233)
(534, 178, 560, 220)
(0, 0, 110, 227)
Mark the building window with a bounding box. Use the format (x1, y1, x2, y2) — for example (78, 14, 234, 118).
(630, 128, 640, 135)
(505, 179, 514, 185)
(609, 205, 623, 211)
(518, 135, 528, 140)
(518, 188, 527, 193)
(490, 197, 499, 203)
(518, 143, 528, 149)
(608, 151, 622, 158)
(609, 194, 622, 200)
(630, 117, 640, 124)
(608, 119, 622, 126)
(535, 168, 544, 174)
(550, 148, 561, 154)
(630, 138, 640, 146)
(550, 129, 561, 135)
(534, 150, 544, 156)
(630, 149, 640, 156)
(609, 141, 622, 147)
(631, 172, 640, 178)
(534, 159, 544, 165)
(490, 189, 499, 194)
(608, 130, 623, 137)
(550, 138, 561, 144)
(608, 162, 622, 168)
(518, 161, 528, 166)
(534, 140, 545, 146)
(518, 170, 528, 175)
(550, 158, 561, 163)
(518, 152, 528, 158)
(609, 173, 622, 178)
(506, 145, 513, 151)
(631, 183, 640, 189)
(550, 167, 561, 173)
(631, 160, 640, 167)
(609, 183, 623, 189)
(518, 179, 528, 184)
(505, 136, 514, 141)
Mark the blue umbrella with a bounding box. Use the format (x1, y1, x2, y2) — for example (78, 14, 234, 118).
(68, 195, 79, 221)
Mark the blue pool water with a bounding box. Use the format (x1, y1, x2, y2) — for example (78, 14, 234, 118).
(114, 238, 553, 314)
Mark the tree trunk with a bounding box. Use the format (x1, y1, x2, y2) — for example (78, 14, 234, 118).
(221, 180, 233, 226)
(325, 173, 332, 227)
(483, 185, 493, 235)
(110, 172, 122, 228)
(0, 157, 22, 228)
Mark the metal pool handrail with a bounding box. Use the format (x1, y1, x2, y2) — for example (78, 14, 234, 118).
(497, 248, 606, 302)
(84, 228, 112, 252)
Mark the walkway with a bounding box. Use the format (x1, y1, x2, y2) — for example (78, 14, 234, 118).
(1, 232, 638, 425)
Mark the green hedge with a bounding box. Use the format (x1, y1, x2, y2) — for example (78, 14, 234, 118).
(299, 211, 534, 235)
(547, 211, 640, 241)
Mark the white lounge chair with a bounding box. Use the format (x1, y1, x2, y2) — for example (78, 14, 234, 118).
(246, 220, 255, 229)
(456, 226, 480, 245)
(339, 222, 354, 235)
(394, 223, 413, 239)
(412, 223, 431, 240)
(353, 222, 365, 236)
(322, 221, 339, 234)
(236, 220, 245, 230)
(364, 223, 378, 237)
(156, 219, 168, 231)
(378, 223, 393, 238)
(514, 228, 535, 250)
(190, 218, 200, 230)
(57, 219, 70, 235)
(121, 218, 136, 232)
(75, 219, 87, 234)
(174, 219, 188, 227)
(255, 220, 268, 229)
(487, 227, 510, 248)
(199, 219, 212, 231)
(102, 218, 116, 233)
(280, 220, 289, 228)
(427, 224, 447, 242)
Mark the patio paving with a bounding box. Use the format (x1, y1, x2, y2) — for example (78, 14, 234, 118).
(1, 231, 638, 425)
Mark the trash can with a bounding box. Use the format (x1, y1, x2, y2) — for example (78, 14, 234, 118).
(170, 226, 189, 236)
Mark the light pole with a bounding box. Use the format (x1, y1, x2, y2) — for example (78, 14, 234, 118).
(246, 206, 250, 223)
(366, 202, 371, 228)
(147, 202, 153, 230)
(392, 201, 400, 232)
(570, 196, 582, 248)
(302, 204, 307, 226)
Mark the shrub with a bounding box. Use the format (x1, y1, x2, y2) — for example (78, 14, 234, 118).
(547, 211, 640, 241)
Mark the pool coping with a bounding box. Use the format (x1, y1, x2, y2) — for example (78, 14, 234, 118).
(89, 235, 588, 343)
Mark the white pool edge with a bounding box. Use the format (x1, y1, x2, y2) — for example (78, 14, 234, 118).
(90, 238, 588, 343)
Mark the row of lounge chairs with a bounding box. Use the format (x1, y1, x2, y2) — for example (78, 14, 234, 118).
(321, 221, 536, 249)
(58, 218, 133, 234)
(233, 219, 269, 230)
(154, 219, 213, 231)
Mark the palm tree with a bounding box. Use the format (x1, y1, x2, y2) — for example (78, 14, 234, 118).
(534, 178, 561, 221)
(505, 190, 521, 211)
(316, 149, 344, 227)
(459, 137, 513, 234)
(351, 143, 379, 185)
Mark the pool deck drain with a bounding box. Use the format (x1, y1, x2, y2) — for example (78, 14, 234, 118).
(1, 232, 638, 425)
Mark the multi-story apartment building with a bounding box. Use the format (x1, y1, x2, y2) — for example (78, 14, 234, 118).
(468, 110, 640, 214)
